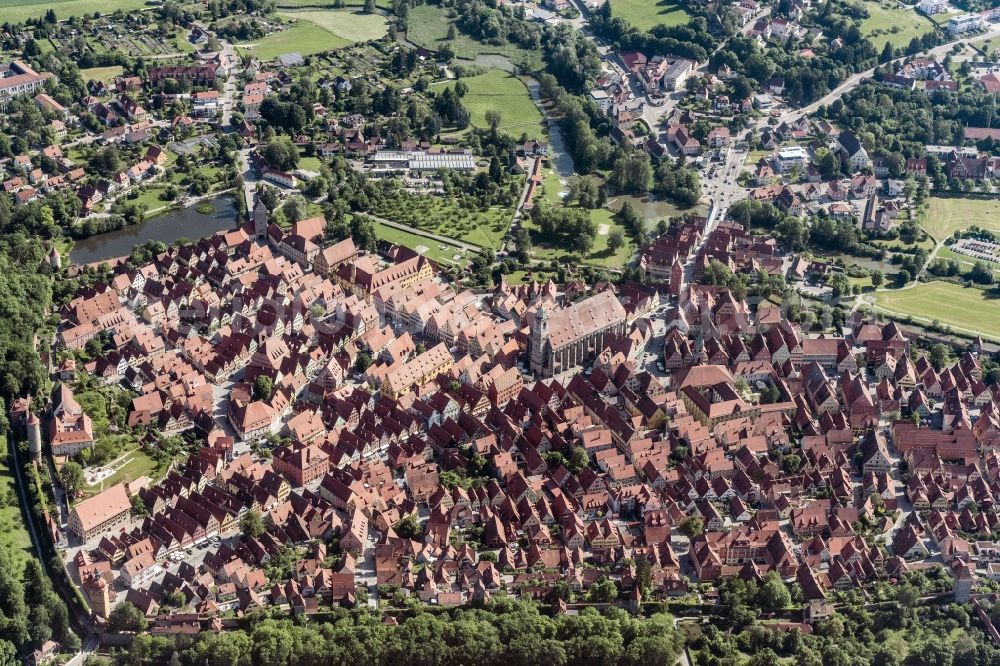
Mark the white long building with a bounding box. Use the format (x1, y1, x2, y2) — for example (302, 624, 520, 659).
(367, 150, 476, 173)
(0, 60, 54, 107)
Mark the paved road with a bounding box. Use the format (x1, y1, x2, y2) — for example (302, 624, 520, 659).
(238, 147, 258, 214)
(780, 24, 1000, 124)
(218, 40, 240, 128)
(680, 141, 749, 282)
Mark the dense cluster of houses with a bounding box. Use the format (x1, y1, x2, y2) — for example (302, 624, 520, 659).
(24, 186, 996, 625)
(8, 3, 1000, 635)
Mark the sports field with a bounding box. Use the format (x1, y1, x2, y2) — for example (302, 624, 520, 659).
(921, 196, 1000, 239)
(874, 282, 1000, 338)
(439, 70, 544, 136)
(2, 0, 149, 24)
(239, 11, 386, 60)
(860, 0, 934, 50)
(608, 0, 691, 32)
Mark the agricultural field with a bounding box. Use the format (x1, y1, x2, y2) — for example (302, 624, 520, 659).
(607, 0, 691, 32)
(920, 196, 1000, 239)
(438, 70, 544, 137)
(277, 9, 388, 43)
(1, 0, 150, 25)
(371, 220, 474, 266)
(873, 281, 1000, 339)
(405, 3, 543, 68)
(860, 0, 934, 50)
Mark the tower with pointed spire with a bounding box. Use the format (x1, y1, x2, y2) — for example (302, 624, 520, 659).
(529, 304, 550, 376)
(26, 411, 40, 461)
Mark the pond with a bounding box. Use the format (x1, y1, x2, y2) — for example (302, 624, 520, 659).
(69, 195, 238, 265)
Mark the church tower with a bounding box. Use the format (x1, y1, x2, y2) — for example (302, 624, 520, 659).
(253, 191, 268, 241)
(529, 304, 550, 377)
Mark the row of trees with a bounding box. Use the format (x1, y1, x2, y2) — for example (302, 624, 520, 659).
(0, 542, 77, 659)
(96, 600, 684, 666)
(529, 205, 598, 255)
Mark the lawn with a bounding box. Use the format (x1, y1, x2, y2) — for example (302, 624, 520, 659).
(372, 220, 473, 266)
(870, 234, 935, 253)
(406, 3, 543, 68)
(438, 70, 544, 136)
(920, 196, 1000, 239)
(1, 0, 149, 25)
(0, 439, 32, 572)
(276, 9, 388, 43)
(130, 184, 173, 214)
(525, 167, 637, 269)
(860, 0, 935, 50)
(874, 281, 1000, 338)
(80, 65, 124, 83)
(82, 449, 168, 495)
(237, 19, 355, 60)
(608, 0, 691, 32)
(298, 155, 324, 172)
(524, 205, 636, 269)
(745, 150, 771, 168)
(505, 269, 556, 285)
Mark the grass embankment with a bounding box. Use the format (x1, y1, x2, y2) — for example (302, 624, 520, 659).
(874, 281, 1000, 337)
(0, 438, 32, 572)
(438, 70, 545, 137)
(406, 3, 543, 68)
